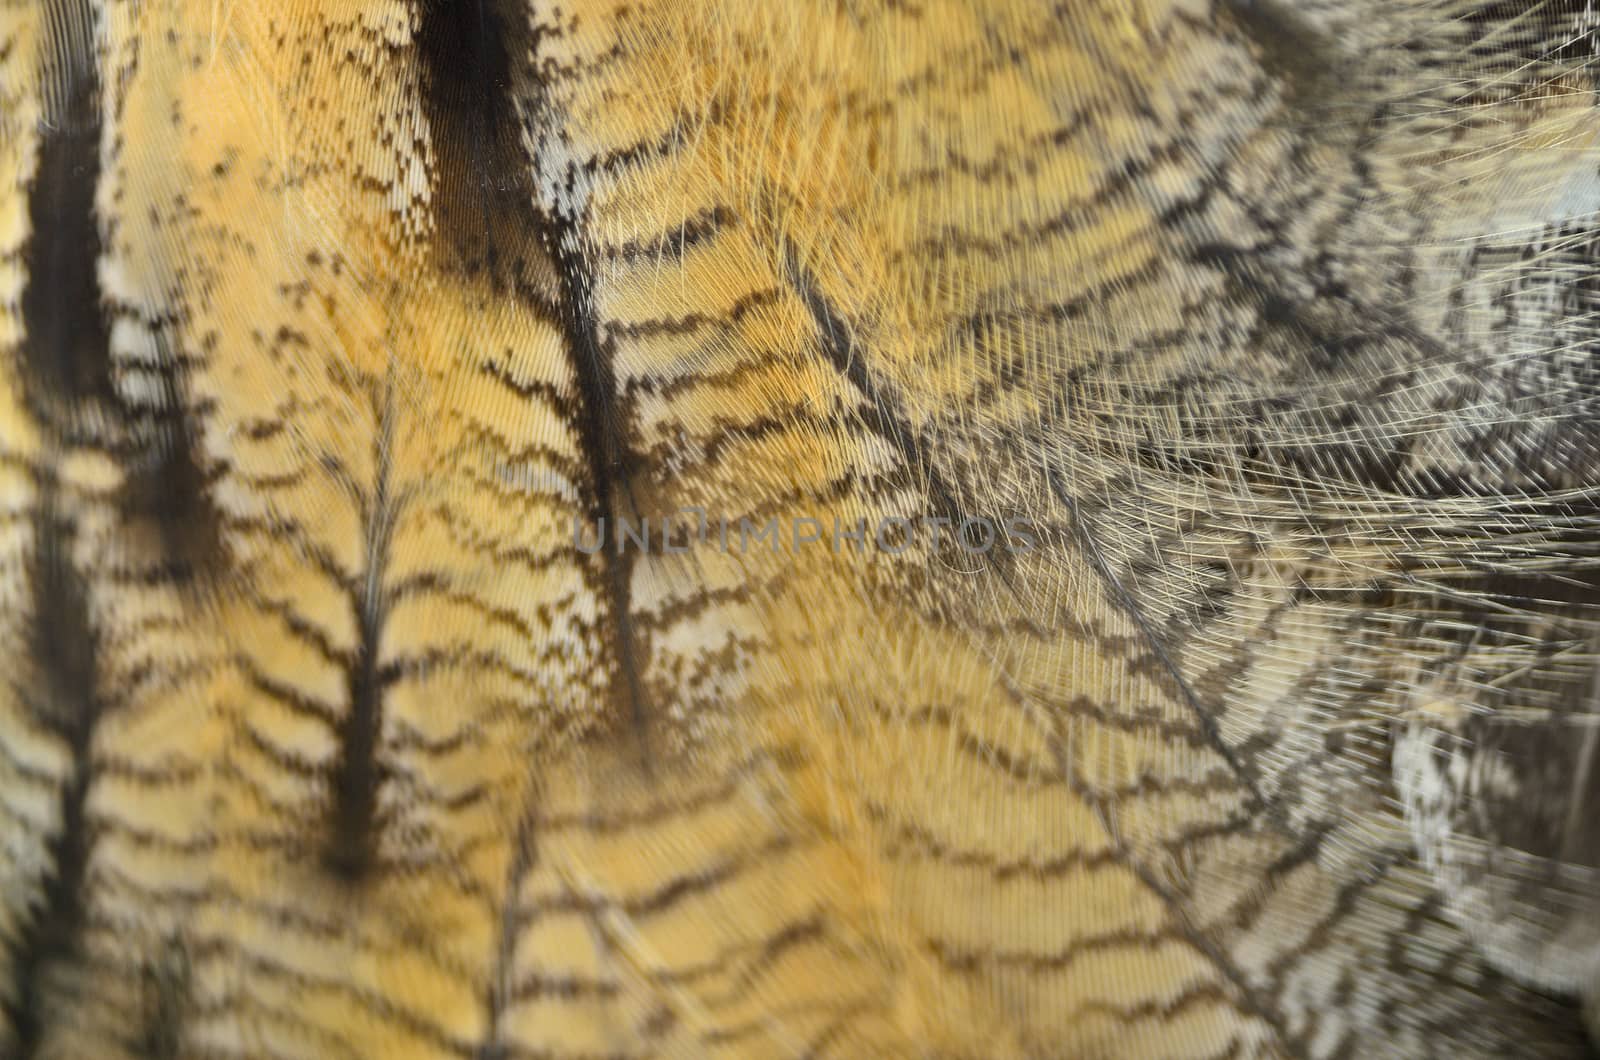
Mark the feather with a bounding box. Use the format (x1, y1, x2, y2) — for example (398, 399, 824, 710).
(1, 1, 1598, 1056)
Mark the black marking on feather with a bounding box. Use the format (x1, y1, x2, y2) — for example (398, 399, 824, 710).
(485, 1, 656, 764)
(116, 330, 225, 583)
(417, 0, 546, 295)
(4, 503, 102, 1058)
(475, 798, 539, 1060)
(21, 2, 216, 581)
(334, 0, 548, 869)
(1220, 0, 1344, 107)
(323, 390, 397, 881)
(545, 224, 655, 767)
(782, 247, 1016, 577)
(417, 0, 658, 756)
(1425, 549, 1600, 884)
(1190, 241, 1368, 370)
(135, 934, 190, 1059)
(1467, 1, 1597, 71)
(1045, 469, 1273, 828)
(21, 0, 112, 421)
(1187, 240, 1441, 492)
(6, 5, 109, 1050)
(1194, 236, 1600, 499)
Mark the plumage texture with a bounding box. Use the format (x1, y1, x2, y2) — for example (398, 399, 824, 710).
(0, 0, 1598, 1056)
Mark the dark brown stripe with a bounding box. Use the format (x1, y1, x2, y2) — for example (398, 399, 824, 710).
(7, 3, 110, 1050)
(475, 795, 539, 1060)
(20, 0, 110, 414)
(598, 204, 735, 266)
(603, 286, 781, 344)
(1046, 467, 1270, 817)
(623, 834, 794, 919)
(417, 0, 545, 294)
(781, 247, 1015, 575)
(1219, 0, 1342, 106)
(135, 935, 191, 1060)
(4, 501, 101, 1058)
(489, 0, 661, 765)
(542, 207, 654, 765)
(323, 388, 397, 880)
(115, 333, 225, 583)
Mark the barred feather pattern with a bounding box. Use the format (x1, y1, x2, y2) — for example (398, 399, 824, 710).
(0, 1, 1597, 1057)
